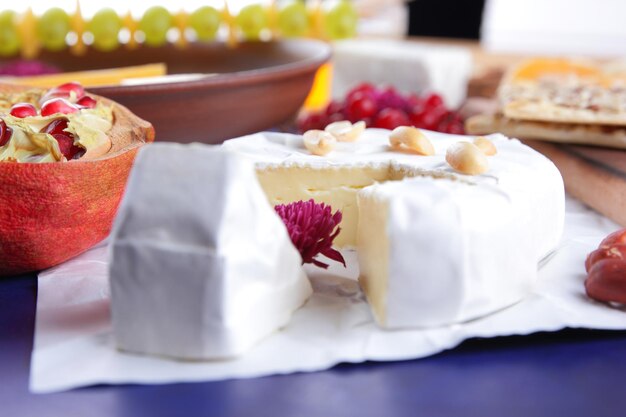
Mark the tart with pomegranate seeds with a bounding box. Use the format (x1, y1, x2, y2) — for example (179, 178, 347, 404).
(0, 82, 154, 276)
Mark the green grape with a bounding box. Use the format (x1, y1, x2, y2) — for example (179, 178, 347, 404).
(189, 6, 221, 41)
(0, 11, 20, 56)
(324, 0, 358, 40)
(277, 1, 309, 38)
(88, 8, 123, 51)
(235, 4, 268, 40)
(36, 7, 71, 51)
(139, 6, 173, 47)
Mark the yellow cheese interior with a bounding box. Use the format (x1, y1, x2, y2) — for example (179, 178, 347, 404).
(256, 164, 453, 247)
(356, 193, 390, 325)
(256, 165, 391, 247)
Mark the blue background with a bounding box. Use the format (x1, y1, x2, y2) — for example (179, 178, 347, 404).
(2, 273, 626, 417)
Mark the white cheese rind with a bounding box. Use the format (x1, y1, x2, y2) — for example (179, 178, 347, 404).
(224, 129, 564, 261)
(359, 178, 536, 328)
(109, 143, 312, 360)
(224, 129, 565, 328)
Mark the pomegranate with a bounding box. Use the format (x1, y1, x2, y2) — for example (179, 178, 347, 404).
(0, 82, 155, 276)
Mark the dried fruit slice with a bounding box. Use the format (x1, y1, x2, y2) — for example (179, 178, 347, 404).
(0, 83, 154, 276)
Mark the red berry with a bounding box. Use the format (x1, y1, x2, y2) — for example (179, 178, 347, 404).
(406, 94, 423, 109)
(76, 95, 97, 109)
(409, 104, 427, 127)
(347, 83, 376, 104)
(420, 106, 449, 131)
(346, 93, 377, 121)
(373, 108, 410, 130)
(9, 102, 37, 118)
(349, 82, 376, 95)
(423, 93, 444, 109)
(328, 113, 344, 123)
(438, 111, 465, 134)
(375, 87, 408, 111)
(446, 123, 465, 135)
(40, 98, 79, 117)
(325, 100, 344, 117)
(297, 112, 328, 133)
(0, 119, 13, 146)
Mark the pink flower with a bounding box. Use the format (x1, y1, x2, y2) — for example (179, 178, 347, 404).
(275, 199, 346, 269)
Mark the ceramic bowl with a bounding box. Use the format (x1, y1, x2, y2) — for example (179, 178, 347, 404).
(20, 39, 332, 143)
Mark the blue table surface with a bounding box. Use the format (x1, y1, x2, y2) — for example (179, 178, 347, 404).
(2, 273, 626, 417)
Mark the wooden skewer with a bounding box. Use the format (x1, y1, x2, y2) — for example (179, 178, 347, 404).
(71, 0, 87, 55)
(223, 1, 239, 49)
(17, 7, 39, 59)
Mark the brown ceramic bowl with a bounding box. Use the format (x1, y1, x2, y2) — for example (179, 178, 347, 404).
(7, 39, 331, 143)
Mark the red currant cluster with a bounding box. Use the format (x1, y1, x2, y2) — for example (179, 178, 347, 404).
(298, 83, 465, 134)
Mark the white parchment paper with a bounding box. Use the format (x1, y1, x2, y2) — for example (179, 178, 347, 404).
(30, 197, 626, 393)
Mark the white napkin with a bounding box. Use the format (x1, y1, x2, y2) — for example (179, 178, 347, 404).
(30, 196, 626, 393)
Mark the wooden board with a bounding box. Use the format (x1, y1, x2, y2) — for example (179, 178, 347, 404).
(523, 140, 626, 226)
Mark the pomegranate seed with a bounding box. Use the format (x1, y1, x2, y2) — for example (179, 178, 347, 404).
(40, 98, 79, 117)
(419, 106, 449, 131)
(373, 108, 410, 130)
(325, 100, 344, 117)
(9, 102, 37, 118)
(347, 83, 376, 104)
(328, 113, 344, 124)
(350, 82, 376, 95)
(346, 93, 377, 121)
(76, 95, 97, 109)
(47, 81, 85, 99)
(52, 133, 74, 157)
(423, 93, 444, 110)
(0, 119, 13, 146)
(375, 87, 408, 111)
(409, 104, 428, 126)
(361, 117, 373, 127)
(406, 94, 423, 110)
(446, 123, 465, 134)
(52, 133, 83, 160)
(41, 119, 82, 160)
(297, 112, 328, 133)
(42, 118, 70, 136)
